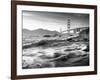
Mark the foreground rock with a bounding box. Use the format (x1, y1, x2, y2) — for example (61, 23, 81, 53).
(22, 51, 89, 69)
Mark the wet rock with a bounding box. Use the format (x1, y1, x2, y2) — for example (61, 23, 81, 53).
(36, 40, 48, 46)
(82, 45, 89, 52)
(67, 53, 78, 58)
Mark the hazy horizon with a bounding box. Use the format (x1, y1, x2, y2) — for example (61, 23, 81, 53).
(22, 11, 89, 32)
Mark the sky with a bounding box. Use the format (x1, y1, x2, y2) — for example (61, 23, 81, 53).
(22, 10, 89, 32)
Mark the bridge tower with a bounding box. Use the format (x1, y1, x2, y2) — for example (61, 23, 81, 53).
(67, 17, 71, 33)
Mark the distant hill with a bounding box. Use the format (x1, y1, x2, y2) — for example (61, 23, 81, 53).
(23, 28, 60, 37)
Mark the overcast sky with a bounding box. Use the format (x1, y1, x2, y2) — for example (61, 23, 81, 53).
(22, 11, 89, 32)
